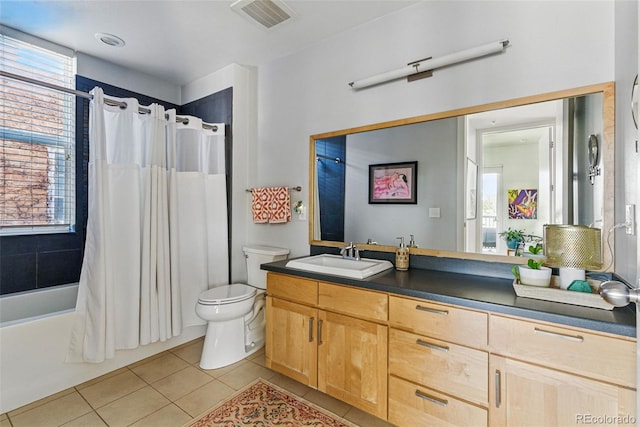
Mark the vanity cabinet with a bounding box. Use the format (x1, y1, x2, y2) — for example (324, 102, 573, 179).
(388, 295, 489, 426)
(488, 314, 636, 426)
(265, 273, 388, 419)
(265, 271, 637, 426)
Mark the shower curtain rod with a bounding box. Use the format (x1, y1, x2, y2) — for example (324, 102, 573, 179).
(1, 70, 219, 131)
(316, 154, 342, 163)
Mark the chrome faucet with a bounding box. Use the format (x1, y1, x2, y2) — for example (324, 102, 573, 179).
(340, 241, 360, 260)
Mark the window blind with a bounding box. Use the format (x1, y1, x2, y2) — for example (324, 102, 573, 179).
(0, 34, 76, 235)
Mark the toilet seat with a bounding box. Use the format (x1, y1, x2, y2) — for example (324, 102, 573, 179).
(198, 284, 256, 305)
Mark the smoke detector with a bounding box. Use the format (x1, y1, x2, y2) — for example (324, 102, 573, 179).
(231, 0, 295, 29)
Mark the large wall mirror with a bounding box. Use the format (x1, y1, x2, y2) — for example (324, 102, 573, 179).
(309, 82, 614, 268)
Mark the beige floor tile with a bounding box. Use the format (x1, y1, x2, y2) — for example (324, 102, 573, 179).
(247, 346, 264, 360)
(199, 358, 248, 378)
(8, 387, 76, 417)
(75, 367, 129, 390)
(171, 340, 204, 365)
(61, 411, 108, 426)
(96, 386, 169, 427)
(303, 389, 352, 418)
(130, 352, 190, 383)
(0, 416, 11, 427)
(174, 379, 235, 417)
(249, 351, 266, 367)
(151, 366, 214, 401)
(10, 392, 93, 427)
(127, 351, 169, 369)
(77, 369, 147, 409)
(129, 404, 191, 427)
(170, 337, 203, 351)
(267, 373, 314, 397)
(344, 406, 396, 427)
(217, 361, 276, 390)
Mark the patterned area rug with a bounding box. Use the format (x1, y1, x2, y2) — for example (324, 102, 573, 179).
(184, 378, 358, 427)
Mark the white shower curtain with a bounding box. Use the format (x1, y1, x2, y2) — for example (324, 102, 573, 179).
(68, 88, 227, 363)
(168, 114, 228, 328)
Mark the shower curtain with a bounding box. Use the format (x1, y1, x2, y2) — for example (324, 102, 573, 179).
(169, 113, 228, 328)
(68, 88, 227, 363)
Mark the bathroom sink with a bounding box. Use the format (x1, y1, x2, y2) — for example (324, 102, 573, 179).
(285, 254, 393, 279)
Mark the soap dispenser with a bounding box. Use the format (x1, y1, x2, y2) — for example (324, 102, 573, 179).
(409, 234, 418, 248)
(395, 237, 409, 271)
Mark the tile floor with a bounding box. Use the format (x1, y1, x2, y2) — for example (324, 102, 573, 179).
(0, 338, 395, 427)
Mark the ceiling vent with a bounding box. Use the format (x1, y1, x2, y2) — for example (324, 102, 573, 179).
(231, 0, 295, 29)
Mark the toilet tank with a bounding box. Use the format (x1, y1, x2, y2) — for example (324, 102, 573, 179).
(243, 245, 289, 289)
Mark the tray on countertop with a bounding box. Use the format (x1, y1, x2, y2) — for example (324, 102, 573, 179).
(513, 276, 614, 310)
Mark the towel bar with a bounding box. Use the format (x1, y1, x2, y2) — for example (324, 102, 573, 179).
(245, 186, 302, 192)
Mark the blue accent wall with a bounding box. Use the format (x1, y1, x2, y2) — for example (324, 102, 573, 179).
(316, 136, 346, 242)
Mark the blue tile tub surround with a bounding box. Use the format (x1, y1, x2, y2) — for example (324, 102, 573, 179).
(265, 251, 636, 338)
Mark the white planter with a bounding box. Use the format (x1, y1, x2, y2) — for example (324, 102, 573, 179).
(518, 265, 552, 287)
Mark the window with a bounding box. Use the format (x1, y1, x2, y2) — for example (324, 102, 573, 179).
(0, 33, 75, 235)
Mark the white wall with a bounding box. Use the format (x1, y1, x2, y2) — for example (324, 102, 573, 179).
(614, 0, 639, 283)
(254, 0, 637, 284)
(77, 53, 181, 105)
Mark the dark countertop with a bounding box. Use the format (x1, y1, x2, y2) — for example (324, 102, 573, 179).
(261, 259, 636, 338)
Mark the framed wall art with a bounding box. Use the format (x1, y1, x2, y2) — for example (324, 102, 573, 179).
(368, 161, 417, 204)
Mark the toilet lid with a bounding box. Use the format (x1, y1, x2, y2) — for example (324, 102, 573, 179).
(198, 284, 256, 304)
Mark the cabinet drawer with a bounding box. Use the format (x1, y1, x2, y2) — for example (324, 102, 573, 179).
(389, 296, 487, 349)
(318, 282, 387, 322)
(267, 273, 317, 306)
(388, 375, 487, 427)
(489, 315, 636, 388)
(389, 328, 488, 406)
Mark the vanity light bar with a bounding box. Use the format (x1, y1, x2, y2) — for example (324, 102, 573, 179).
(348, 39, 509, 90)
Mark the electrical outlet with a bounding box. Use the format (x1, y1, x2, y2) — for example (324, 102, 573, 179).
(625, 204, 636, 235)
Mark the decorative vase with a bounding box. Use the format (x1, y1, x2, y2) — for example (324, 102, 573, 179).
(518, 265, 552, 287)
(507, 238, 520, 250)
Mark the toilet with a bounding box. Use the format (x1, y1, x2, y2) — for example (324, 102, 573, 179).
(195, 245, 289, 370)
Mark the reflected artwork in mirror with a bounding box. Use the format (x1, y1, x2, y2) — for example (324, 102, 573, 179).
(309, 82, 615, 269)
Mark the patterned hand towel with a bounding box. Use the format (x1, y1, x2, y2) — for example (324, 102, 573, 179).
(267, 186, 291, 223)
(251, 187, 291, 223)
(251, 188, 270, 223)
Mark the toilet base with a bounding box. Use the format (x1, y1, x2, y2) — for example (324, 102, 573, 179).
(199, 316, 263, 370)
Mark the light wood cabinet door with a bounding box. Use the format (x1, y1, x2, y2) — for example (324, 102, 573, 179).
(489, 355, 636, 427)
(317, 310, 388, 419)
(265, 296, 318, 387)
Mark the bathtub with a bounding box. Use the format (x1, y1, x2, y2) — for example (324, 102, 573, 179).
(0, 284, 205, 413)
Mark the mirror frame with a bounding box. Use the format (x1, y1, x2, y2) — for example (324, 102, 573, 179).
(309, 82, 615, 270)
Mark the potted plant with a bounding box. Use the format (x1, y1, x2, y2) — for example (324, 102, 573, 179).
(517, 258, 552, 287)
(523, 242, 545, 259)
(499, 227, 525, 250)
